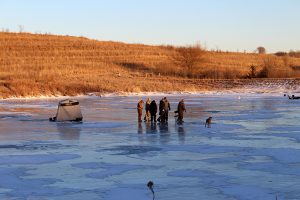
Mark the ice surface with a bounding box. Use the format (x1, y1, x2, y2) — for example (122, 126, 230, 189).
(0, 94, 300, 199)
(0, 154, 80, 165)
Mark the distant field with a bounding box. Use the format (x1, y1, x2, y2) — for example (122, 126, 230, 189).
(1, 32, 300, 98)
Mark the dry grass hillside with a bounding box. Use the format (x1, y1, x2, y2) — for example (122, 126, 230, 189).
(1, 32, 300, 98)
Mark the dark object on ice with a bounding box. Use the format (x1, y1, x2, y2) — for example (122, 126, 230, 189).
(205, 117, 212, 128)
(147, 181, 155, 200)
(284, 94, 300, 99)
(290, 95, 300, 99)
(49, 117, 56, 122)
(49, 99, 83, 122)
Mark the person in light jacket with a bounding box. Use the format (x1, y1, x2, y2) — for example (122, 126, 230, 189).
(137, 100, 144, 122)
(144, 98, 151, 122)
(163, 97, 171, 122)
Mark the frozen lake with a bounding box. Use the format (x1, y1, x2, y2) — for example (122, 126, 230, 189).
(0, 94, 300, 200)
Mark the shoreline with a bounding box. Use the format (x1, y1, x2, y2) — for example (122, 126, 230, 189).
(0, 89, 295, 101)
(1, 78, 300, 100)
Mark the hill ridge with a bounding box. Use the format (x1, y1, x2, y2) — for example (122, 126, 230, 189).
(1, 32, 300, 98)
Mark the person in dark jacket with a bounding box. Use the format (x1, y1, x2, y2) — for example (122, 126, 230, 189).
(158, 98, 165, 123)
(163, 97, 171, 122)
(149, 100, 158, 122)
(177, 99, 186, 123)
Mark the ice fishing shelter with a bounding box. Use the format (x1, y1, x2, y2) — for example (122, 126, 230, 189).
(50, 99, 83, 122)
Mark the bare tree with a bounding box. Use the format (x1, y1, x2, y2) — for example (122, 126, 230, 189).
(257, 46, 266, 54)
(289, 50, 300, 58)
(258, 57, 279, 78)
(172, 44, 206, 77)
(282, 55, 290, 68)
(247, 65, 257, 78)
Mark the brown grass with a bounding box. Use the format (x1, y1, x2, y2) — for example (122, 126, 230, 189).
(1, 32, 300, 98)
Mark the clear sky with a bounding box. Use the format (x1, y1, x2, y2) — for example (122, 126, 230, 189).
(1, 0, 299, 52)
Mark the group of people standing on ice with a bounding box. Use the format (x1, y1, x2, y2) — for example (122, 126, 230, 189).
(137, 97, 186, 123)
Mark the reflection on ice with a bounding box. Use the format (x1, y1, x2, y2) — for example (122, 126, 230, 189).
(56, 123, 82, 140)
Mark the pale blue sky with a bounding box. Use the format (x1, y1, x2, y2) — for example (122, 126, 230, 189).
(1, 0, 299, 52)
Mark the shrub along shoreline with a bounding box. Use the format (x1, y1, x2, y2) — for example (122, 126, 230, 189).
(1, 78, 299, 99)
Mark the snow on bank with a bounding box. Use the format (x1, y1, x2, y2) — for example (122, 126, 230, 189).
(1, 80, 300, 100)
(0, 94, 88, 101)
(98, 84, 300, 98)
(0, 91, 294, 101)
